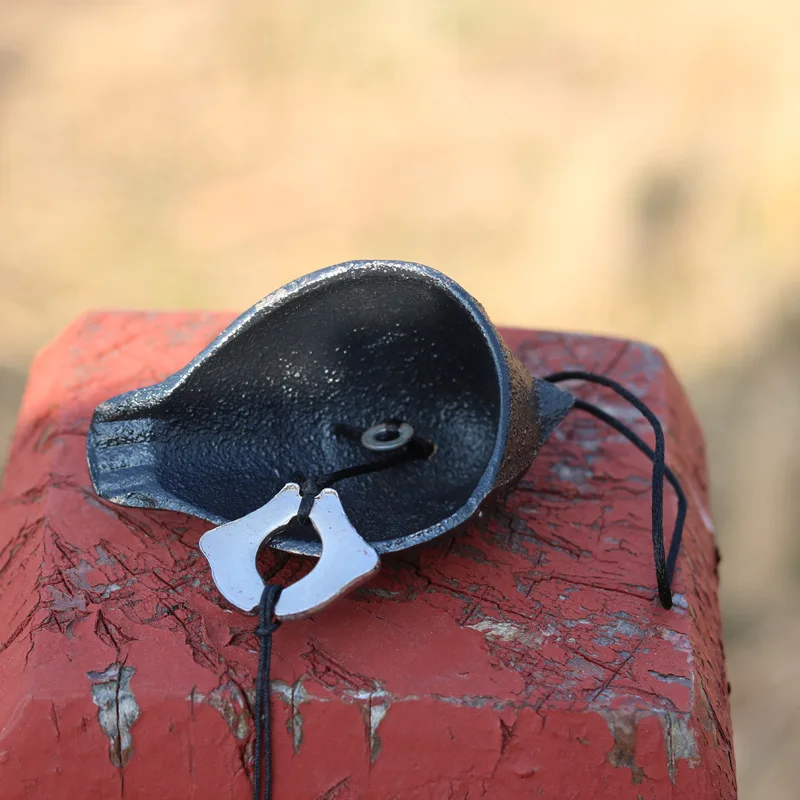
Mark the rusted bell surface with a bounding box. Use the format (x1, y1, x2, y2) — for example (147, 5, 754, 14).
(87, 260, 573, 559)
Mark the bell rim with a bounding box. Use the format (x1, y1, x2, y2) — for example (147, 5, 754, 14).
(86, 259, 514, 555)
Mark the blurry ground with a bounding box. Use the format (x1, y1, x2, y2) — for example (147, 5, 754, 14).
(1, 2, 798, 795)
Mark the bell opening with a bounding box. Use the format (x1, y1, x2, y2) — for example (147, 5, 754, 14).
(144, 267, 505, 551)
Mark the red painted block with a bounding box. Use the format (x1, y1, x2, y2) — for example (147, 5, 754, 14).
(0, 313, 735, 799)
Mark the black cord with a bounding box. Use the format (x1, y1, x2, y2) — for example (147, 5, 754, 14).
(253, 583, 282, 800)
(544, 371, 686, 609)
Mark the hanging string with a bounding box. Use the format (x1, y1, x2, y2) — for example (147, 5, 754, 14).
(253, 584, 282, 800)
(544, 371, 687, 609)
(253, 431, 432, 800)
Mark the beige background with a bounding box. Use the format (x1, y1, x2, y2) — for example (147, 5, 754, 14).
(2, 2, 799, 795)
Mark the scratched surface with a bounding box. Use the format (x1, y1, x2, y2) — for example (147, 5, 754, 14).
(0, 313, 735, 799)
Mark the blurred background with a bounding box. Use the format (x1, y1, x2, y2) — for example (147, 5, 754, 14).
(1, 2, 798, 795)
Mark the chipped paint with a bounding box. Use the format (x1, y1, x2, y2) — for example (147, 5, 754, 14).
(660, 627, 692, 655)
(602, 711, 645, 785)
(193, 681, 251, 740)
(368, 695, 390, 763)
(648, 670, 692, 689)
(93, 544, 116, 566)
(671, 593, 688, 609)
(553, 462, 593, 485)
(601, 708, 700, 786)
(661, 710, 700, 783)
(272, 679, 311, 753)
(87, 663, 140, 767)
(597, 614, 645, 641)
(689, 480, 717, 538)
(467, 616, 555, 649)
(350, 688, 393, 764)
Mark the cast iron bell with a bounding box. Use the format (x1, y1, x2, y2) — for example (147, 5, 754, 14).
(87, 260, 573, 618)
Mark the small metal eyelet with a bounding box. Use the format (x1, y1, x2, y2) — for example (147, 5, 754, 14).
(361, 420, 414, 452)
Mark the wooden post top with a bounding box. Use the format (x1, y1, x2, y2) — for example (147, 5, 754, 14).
(0, 312, 735, 799)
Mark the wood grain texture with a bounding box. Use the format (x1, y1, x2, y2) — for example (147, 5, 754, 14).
(0, 313, 735, 799)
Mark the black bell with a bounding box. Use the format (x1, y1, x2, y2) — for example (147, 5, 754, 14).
(87, 260, 573, 617)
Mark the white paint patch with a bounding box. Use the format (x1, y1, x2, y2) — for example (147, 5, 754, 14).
(554, 462, 593, 484)
(660, 627, 692, 654)
(689, 481, 716, 538)
(87, 663, 139, 768)
(660, 710, 700, 782)
(467, 617, 560, 650)
(671, 593, 688, 609)
(271, 679, 312, 753)
(369, 700, 390, 763)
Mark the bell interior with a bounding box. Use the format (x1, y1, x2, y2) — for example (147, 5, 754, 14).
(154, 270, 504, 548)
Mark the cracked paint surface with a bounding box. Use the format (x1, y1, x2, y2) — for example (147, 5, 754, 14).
(0, 313, 735, 798)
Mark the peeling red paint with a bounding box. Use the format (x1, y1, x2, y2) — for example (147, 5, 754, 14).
(0, 313, 735, 798)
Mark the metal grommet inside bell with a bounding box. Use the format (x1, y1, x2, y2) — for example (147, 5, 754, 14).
(361, 420, 414, 452)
